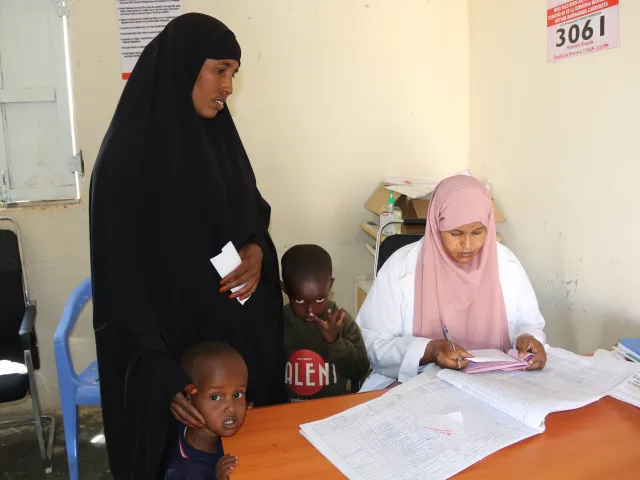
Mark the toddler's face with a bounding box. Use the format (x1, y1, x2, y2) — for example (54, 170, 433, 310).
(286, 277, 334, 321)
(191, 355, 248, 437)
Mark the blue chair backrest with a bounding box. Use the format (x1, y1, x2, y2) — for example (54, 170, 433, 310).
(54, 278, 93, 384)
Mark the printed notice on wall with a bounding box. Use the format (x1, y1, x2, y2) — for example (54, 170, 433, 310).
(116, 0, 183, 79)
(547, 0, 619, 63)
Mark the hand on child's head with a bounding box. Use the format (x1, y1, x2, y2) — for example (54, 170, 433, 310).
(189, 353, 248, 438)
(170, 386, 206, 429)
(180, 342, 249, 438)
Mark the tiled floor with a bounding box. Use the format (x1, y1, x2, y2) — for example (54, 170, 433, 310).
(0, 408, 111, 479)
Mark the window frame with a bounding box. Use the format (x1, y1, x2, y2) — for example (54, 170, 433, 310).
(0, 0, 81, 209)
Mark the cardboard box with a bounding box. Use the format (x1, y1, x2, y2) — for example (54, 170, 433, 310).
(365, 183, 506, 224)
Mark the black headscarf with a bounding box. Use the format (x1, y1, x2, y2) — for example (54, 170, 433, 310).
(90, 14, 285, 479)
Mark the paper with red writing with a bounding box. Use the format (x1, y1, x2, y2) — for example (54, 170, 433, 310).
(547, 0, 619, 63)
(299, 348, 631, 479)
(419, 412, 464, 439)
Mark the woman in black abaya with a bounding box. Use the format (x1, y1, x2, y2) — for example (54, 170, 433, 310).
(89, 14, 286, 479)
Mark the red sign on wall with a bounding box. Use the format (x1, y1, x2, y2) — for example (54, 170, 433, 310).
(547, 0, 620, 63)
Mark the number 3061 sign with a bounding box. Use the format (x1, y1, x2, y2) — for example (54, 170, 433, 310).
(547, 0, 620, 63)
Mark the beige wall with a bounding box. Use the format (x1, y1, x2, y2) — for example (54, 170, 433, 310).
(469, 0, 640, 353)
(202, 0, 470, 305)
(2, 0, 469, 411)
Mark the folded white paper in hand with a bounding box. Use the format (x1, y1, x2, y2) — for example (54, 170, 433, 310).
(419, 411, 464, 438)
(210, 242, 250, 305)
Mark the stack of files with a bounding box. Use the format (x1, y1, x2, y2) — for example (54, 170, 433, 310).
(613, 338, 640, 363)
(593, 349, 640, 408)
(463, 349, 534, 373)
(300, 347, 633, 480)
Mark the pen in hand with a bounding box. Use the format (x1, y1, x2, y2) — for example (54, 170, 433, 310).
(442, 324, 462, 370)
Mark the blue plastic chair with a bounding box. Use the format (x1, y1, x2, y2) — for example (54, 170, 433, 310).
(54, 278, 100, 480)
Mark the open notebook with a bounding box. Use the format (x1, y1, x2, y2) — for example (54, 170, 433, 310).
(300, 347, 633, 480)
(464, 349, 534, 373)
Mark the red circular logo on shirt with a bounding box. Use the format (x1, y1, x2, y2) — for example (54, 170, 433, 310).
(285, 349, 328, 397)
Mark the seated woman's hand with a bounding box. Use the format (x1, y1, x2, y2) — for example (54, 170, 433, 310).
(516, 334, 547, 370)
(422, 340, 471, 370)
(170, 384, 206, 429)
(220, 243, 263, 301)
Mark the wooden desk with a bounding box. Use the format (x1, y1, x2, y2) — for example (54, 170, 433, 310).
(224, 392, 640, 479)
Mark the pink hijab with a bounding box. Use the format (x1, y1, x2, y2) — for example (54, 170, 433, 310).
(413, 175, 510, 351)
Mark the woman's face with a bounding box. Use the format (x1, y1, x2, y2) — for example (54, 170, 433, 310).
(440, 221, 487, 265)
(192, 58, 240, 119)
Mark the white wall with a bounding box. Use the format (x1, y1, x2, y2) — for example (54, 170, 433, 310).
(469, 0, 640, 353)
(1, 0, 469, 411)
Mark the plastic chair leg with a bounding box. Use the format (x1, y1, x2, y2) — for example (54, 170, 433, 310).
(61, 399, 79, 480)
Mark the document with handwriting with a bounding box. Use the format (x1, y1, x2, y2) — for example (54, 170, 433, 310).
(300, 347, 632, 479)
(438, 347, 632, 428)
(301, 375, 541, 480)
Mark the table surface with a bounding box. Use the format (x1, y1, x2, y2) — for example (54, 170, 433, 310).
(224, 390, 640, 479)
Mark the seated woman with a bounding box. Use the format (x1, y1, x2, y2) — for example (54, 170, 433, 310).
(357, 175, 547, 391)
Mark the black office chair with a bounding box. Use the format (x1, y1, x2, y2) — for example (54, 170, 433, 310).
(374, 219, 426, 277)
(349, 219, 426, 394)
(0, 217, 55, 474)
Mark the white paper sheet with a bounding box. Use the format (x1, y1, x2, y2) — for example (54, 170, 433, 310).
(380, 364, 441, 397)
(592, 349, 639, 375)
(614, 374, 640, 408)
(420, 412, 464, 439)
(210, 242, 250, 305)
(116, 1, 183, 78)
(592, 349, 640, 408)
(437, 347, 632, 428)
(384, 182, 439, 200)
(382, 170, 485, 200)
(300, 375, 541, 480)
(466, 349, 518, 363)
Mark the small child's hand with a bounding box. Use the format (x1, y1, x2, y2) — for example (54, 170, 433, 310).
(310, 307, 345, 344)
(216, 454, 238, 480)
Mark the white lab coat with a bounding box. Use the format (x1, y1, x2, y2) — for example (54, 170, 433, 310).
(357, 239, 546, 392)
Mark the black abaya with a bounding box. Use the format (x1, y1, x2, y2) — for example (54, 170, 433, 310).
(89, 14, 286, 479)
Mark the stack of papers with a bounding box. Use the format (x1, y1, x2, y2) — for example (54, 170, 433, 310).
(464, 349, 533, 373)
(612, 338, 640, 363)
(614, 373, 640, 407)
(300, 347, 633, 480)
(382, 170, 489, 200)
(301, 371, 541, 480)
(383, 179, 441, 200)
(593, 349, 640, 408)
